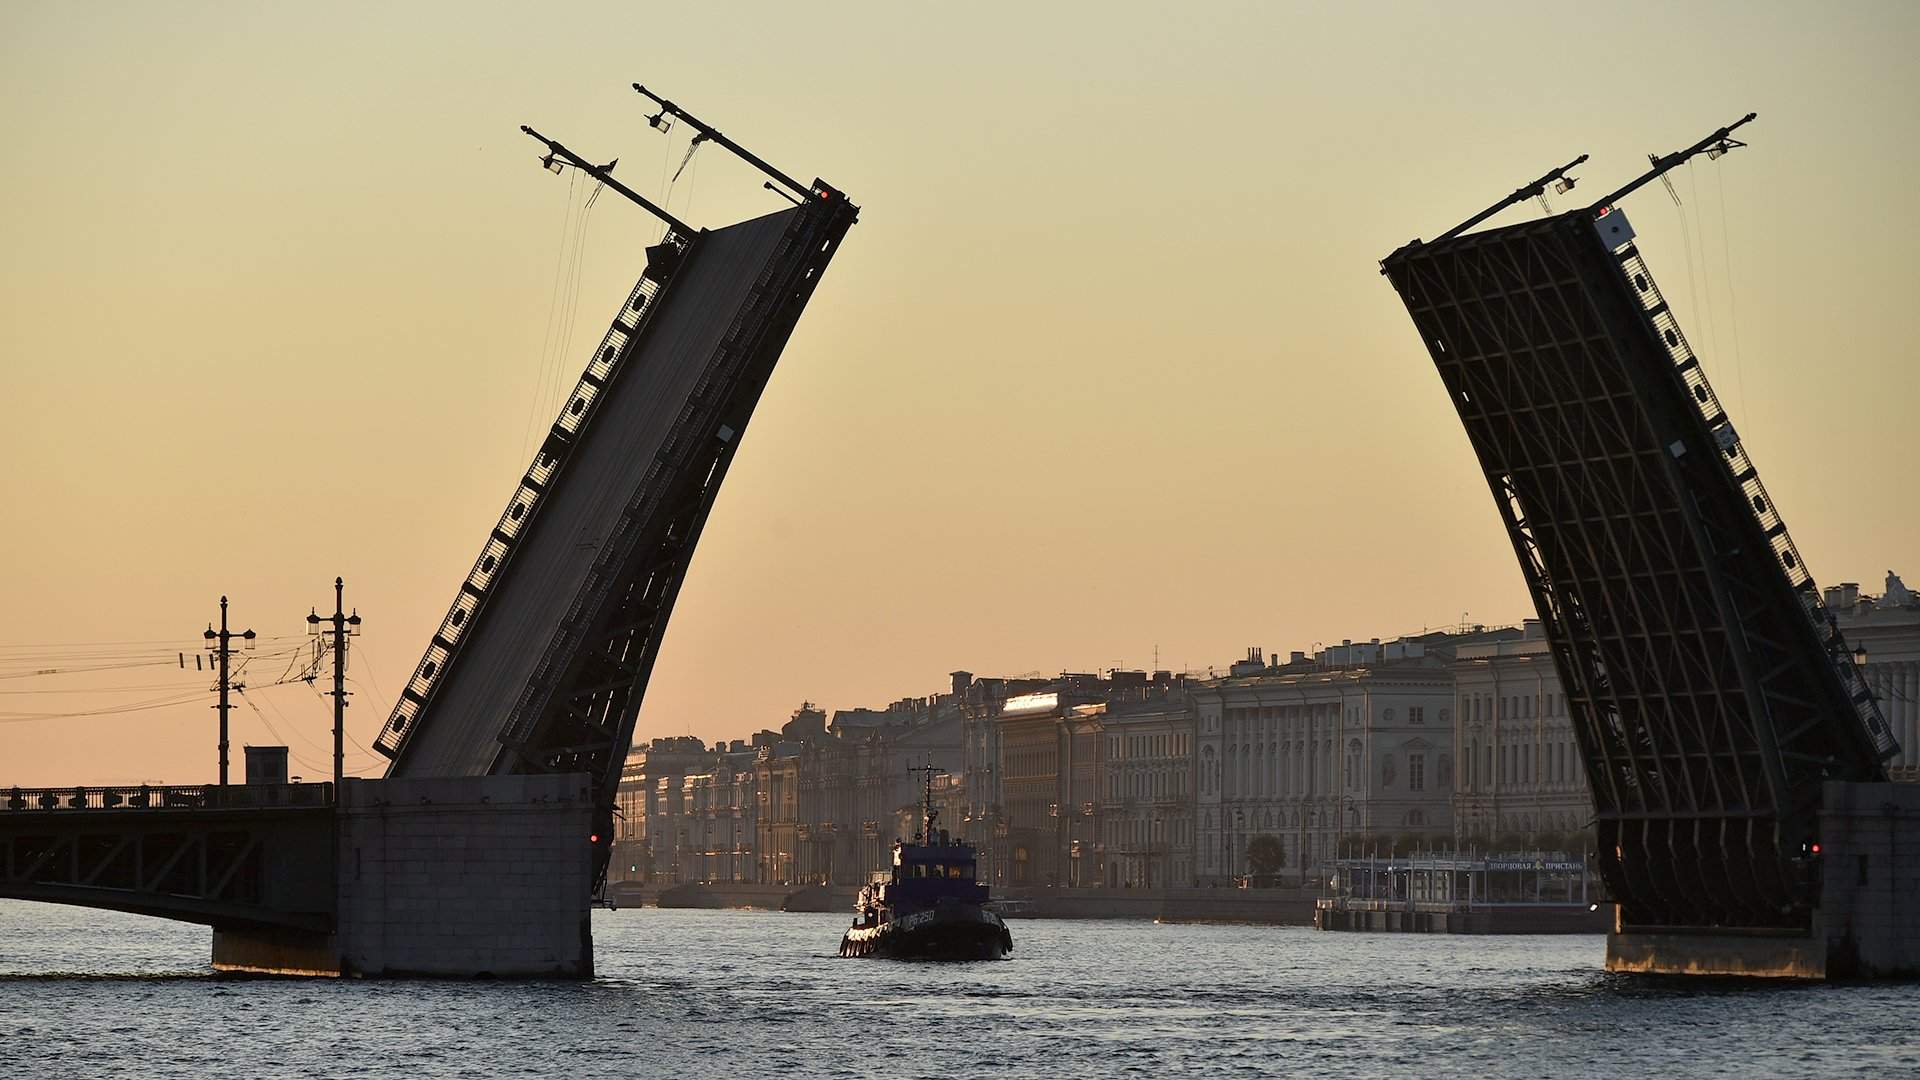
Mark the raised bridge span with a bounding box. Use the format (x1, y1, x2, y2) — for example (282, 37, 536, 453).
(1, 89, 856, 976)
(1381, 117, 1915, 976)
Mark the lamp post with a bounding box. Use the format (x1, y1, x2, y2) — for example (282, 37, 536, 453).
(203, 597, 255, 786)
(307, 577, 362, 789)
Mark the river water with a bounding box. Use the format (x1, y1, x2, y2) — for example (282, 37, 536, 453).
(1, 900, 1913, 1078)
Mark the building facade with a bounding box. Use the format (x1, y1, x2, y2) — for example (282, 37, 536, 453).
(611, 573, 1919, 897)
(1099, 689, 1195, 887)
(1831, 575, 1920, 782)
(611, 735, 717, 885)
(679, 753, 759, 884)
(1192, 640, 1461, 884)
(1450, 622, 1593, 849)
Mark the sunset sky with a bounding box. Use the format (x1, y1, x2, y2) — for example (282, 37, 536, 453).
(3, 1, 1915, 786)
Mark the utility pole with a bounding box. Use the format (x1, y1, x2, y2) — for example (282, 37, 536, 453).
(203, 597, 255, 786)
(308, 577, 362, 789)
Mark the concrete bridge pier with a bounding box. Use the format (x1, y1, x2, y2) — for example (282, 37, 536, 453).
(1606, 781, 1920, 979)
(213, 773, 594, 978)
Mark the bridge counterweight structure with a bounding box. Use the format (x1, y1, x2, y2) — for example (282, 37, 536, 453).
(1382, 143, 1894, 934)
(375, 107, 857, 892)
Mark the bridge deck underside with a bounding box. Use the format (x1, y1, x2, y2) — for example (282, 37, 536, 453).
(1383, 213, 1884, 931)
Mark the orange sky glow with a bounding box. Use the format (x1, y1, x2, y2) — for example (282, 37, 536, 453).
(2, 1, 1915, 785)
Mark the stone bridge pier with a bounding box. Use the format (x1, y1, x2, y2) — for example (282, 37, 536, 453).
(3, 774, 593, 978)
(215, 773, 594, 977)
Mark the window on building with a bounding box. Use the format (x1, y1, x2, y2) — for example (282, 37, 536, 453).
(1409, 753, 1425, 792)
(1409, 706, 1425, 724)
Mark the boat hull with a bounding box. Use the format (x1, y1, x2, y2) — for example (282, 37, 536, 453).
(840, 902, 1012, 960)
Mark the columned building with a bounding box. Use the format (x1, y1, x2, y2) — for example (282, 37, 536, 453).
(1450, 622, 1593, 850)
(1100, 690, 1195, 887)
(612, 735, 718, 885)
(681, 752, 759, 883)
(996, 691, 1073, 888)
(1192, 640, 1458, 884)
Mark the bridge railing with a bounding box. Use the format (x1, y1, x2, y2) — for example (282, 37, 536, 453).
(3, 782, 334, 812)
(1608, 223, 1898, 761)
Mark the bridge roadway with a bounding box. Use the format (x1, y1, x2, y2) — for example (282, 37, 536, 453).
(1, 783, 335, 933)
(388, 206, 800, 780)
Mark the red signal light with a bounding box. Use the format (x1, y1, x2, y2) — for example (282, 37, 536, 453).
(1810, 842, 1821, 855)
(589, 833, 600, 844)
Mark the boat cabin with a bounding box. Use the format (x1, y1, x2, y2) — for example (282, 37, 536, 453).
(852, 829, 989, 928)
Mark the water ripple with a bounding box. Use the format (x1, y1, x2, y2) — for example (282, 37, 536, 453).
(1, 901, 1914, 1077)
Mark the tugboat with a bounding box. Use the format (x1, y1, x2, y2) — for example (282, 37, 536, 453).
(839, 764, 1013, 960)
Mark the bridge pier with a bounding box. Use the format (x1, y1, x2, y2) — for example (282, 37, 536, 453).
(211, 773, 594, 979)
(1606, 781, 1920, 979)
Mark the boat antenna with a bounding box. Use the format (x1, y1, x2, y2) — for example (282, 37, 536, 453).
(908, 759, 946, 843)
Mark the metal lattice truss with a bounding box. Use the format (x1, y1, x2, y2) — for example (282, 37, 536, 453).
(0, 785, 335, 931)
(1382, 209, 1892, 931)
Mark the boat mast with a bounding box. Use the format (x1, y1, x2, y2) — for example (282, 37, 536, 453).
(908, 760, 946, 842)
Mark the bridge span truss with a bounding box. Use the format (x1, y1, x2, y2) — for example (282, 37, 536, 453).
(0, 784, 335, 933)
(1382, 148, 1895, 933)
